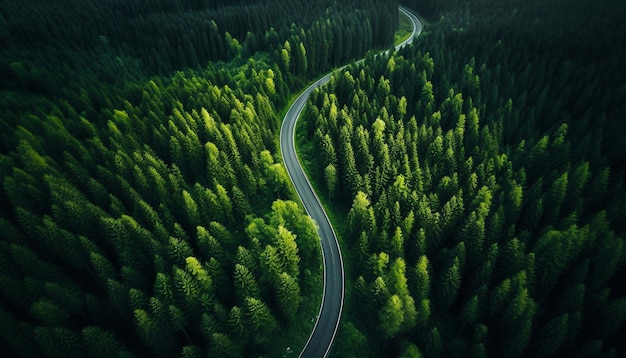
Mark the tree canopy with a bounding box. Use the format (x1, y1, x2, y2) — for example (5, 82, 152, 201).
(299, 0, 626, 355)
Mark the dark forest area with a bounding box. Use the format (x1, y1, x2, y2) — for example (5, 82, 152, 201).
(1, 0, 625, 356)
(0, 0, 399, 356)
(0, 0, 396, 90)
(297, 0, 626, 356)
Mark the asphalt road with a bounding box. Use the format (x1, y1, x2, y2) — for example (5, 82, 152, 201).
(397, 6, 423, 49)
(279, 6, 422, 358)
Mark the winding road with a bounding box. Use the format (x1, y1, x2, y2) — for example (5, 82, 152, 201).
(279, 6, 422, 358)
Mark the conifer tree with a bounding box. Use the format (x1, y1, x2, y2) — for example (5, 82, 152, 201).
(34, 326, 84, 358)
(275, 272, 302, 321)
(244, 297, 277, 344)
(81, 326, 128, 358)
(324, 163, 337, 202)
(347, 191, 376, 238)
(234, 263, 260, 301)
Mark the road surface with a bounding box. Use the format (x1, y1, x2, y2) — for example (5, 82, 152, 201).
(279, 6, 422, 358)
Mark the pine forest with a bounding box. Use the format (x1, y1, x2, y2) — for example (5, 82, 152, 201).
(0, 0, 624, 357)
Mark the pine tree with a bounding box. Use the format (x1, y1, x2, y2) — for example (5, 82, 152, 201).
(436, 257, 461, 312)
(233, 263, 260, 301)
(196, 226, 226, 263)
(275, 226, 300, 278)
(231, 185, 252, 218)
(347, 191, 376, 238)
(181, 345, 203, 358)
(244, 297, 277, 344)
(90, 252, 118, 289)
(324, 163, 337, 202)
(390, 226, 405, 259)
(379, 294, 404, 339)
(34, 326, 84, 358)
(30, 299, 70, 326)
(209, 332, 241, 358)
(167, 236, 193, 265)
(81, 326, 128, 358)
(399, 343, 423, 358)
(276, 272, 302, 321)
(227, 305, 247, 339)
(413, 255, 431, 302)
(182, 189, 201, 229)
(531, 313, 570, 356)
(173, 266, 201, 317)
(423, 326, 443, 357)
(339, 125, 362, 198)
(153, 272, 174, 306)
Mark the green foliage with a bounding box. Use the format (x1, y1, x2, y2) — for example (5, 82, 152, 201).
(275, 272, 302, 321)
(298, 0, 626, 355)
(0, 0, 372, 353)
(234, 263, 260, 301)
(244, 297, 277, 343)
(34, 326, 84, 358)
(30, 299, 70, 327)
(324, 163, 338, 201)
(2, 0, 625, 356)
(81, 326, 129, 358)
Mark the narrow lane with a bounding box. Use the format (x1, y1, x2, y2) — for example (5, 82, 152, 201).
(279, 6, 422, 358)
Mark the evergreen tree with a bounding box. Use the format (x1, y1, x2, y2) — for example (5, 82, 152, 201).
(324, 163, 337, 202)
(244, 297, 277, 344)
(275, 272, 302, 321)
(233, 263, 260, 301)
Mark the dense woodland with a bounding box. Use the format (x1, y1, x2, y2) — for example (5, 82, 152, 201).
(0, 0, 399, 356)
(298, 0, 626, 356)
(1, 0, 625, 356)
(1, 0, 396, 89)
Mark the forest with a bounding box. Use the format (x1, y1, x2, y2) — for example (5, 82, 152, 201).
(1, 0, 625, 357)
(0, 0, 398, 356)
(298, 0, 626, 356)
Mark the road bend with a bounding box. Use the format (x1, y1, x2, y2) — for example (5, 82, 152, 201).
(279, 6, 422, 358)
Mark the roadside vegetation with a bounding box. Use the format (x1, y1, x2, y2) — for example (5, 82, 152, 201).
(0, 0, 400, 356)
(1, 0, 624, 356)
(394, 10, 415, 46)
(298, 0, 626, 356)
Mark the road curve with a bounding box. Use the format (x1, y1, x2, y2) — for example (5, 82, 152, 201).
(397, 6, 423, 49)
(279, 7, 422, 358)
